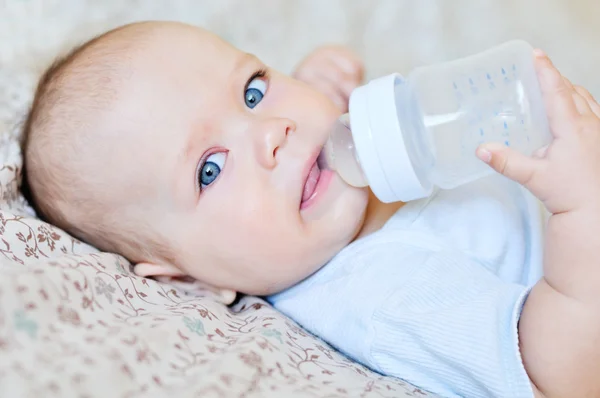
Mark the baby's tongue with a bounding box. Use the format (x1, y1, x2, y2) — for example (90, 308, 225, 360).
(302, 162, 321, 202)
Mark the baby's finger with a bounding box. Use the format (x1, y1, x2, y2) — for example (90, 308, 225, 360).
(311, 75, 348, 111)
(477, 142, 545, 194)
(317, 69, 357, 98)
(574, 84, 597, 102)
(563, 77, 594, 115)
(534, 50, 579, 137)
(337, 77, 360, 99)
(315, 58, 360, 98)
(532, 144, 549, 159)
(324, 46, 364, 78)
(573, 90, 594, 115)
(574, 85, 600, 118)
(563, 76, 574, 90)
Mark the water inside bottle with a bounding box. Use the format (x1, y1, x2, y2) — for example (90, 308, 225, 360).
(408, 41, 551, 189)
(320, 115, 368, 188)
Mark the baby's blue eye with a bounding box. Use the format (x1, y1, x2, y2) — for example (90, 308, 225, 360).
(245, 77, 267, 109)
(198, 152, 226, 189)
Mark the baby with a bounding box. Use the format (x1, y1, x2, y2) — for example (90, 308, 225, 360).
(21, 21, 600, 398)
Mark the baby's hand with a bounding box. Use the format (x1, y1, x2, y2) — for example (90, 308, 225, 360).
(477, 50, 600, 215)
(293, 45, 364, 112)
(479, 52, 600, 398)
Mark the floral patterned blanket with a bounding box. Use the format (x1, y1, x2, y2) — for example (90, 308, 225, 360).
(0, 66, 431, 398)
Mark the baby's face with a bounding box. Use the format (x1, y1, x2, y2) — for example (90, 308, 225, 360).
(107, 24, 368, 295)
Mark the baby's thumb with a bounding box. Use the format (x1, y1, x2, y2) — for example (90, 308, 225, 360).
(476, 143, 542, 188)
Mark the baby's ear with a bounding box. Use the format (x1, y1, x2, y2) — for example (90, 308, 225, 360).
(133, 262, 237, 305)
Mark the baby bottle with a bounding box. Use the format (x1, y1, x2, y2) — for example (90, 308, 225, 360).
(322, 40, 552, 203)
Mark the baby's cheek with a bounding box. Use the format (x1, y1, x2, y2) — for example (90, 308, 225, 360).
(271, 75, 338, 115)
(262, 81, 289, 109)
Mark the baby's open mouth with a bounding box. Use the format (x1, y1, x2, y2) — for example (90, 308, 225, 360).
(301, 160, 321, 205)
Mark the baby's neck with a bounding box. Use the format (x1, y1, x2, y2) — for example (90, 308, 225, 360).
(354, 190, 404, 241)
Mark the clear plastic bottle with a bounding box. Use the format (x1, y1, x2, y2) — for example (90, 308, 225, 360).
(322, 40, 552, 203)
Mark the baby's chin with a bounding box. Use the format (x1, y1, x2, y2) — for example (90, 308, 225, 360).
(299, 179, 368, 250)
(259, 193, 368, 295)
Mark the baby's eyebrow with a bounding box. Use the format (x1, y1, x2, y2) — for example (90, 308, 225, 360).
(233, 52, 260, 73)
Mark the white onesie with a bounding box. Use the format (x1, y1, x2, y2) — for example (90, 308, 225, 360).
(268, 175, 545, 398)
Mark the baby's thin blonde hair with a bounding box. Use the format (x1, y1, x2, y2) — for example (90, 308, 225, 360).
(21, 23, 173, 265)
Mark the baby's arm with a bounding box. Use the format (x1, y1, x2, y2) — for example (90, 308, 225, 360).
(478, 51, 600, 397)
(293, 45, 364, 112)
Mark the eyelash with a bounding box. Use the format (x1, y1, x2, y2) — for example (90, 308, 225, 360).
(245, 68, 269, 92)
(195, 148, 228, 193)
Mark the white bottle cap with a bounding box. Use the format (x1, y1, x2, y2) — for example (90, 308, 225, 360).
(348, 73, 433, 203)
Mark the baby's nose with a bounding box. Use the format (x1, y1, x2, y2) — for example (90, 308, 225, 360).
(255, 118, 295, 169)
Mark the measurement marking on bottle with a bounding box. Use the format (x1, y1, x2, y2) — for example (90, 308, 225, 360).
(487, 73, 496, 90)
(469, 77, 478, 94)
(502, 67, 511, 84)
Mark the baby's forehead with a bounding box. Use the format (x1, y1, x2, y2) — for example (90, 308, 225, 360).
(113, 27, 248, 127)
(75, 24, 246, 198)
(111, 26, 244, 116)
(75, 23, 241, 96)
(134, 24, 240, 72)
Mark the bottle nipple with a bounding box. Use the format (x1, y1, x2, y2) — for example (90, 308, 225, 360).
(320, 115, 368, 188)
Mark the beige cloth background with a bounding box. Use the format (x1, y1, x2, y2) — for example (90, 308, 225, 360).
(1, 0, 599, 92)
